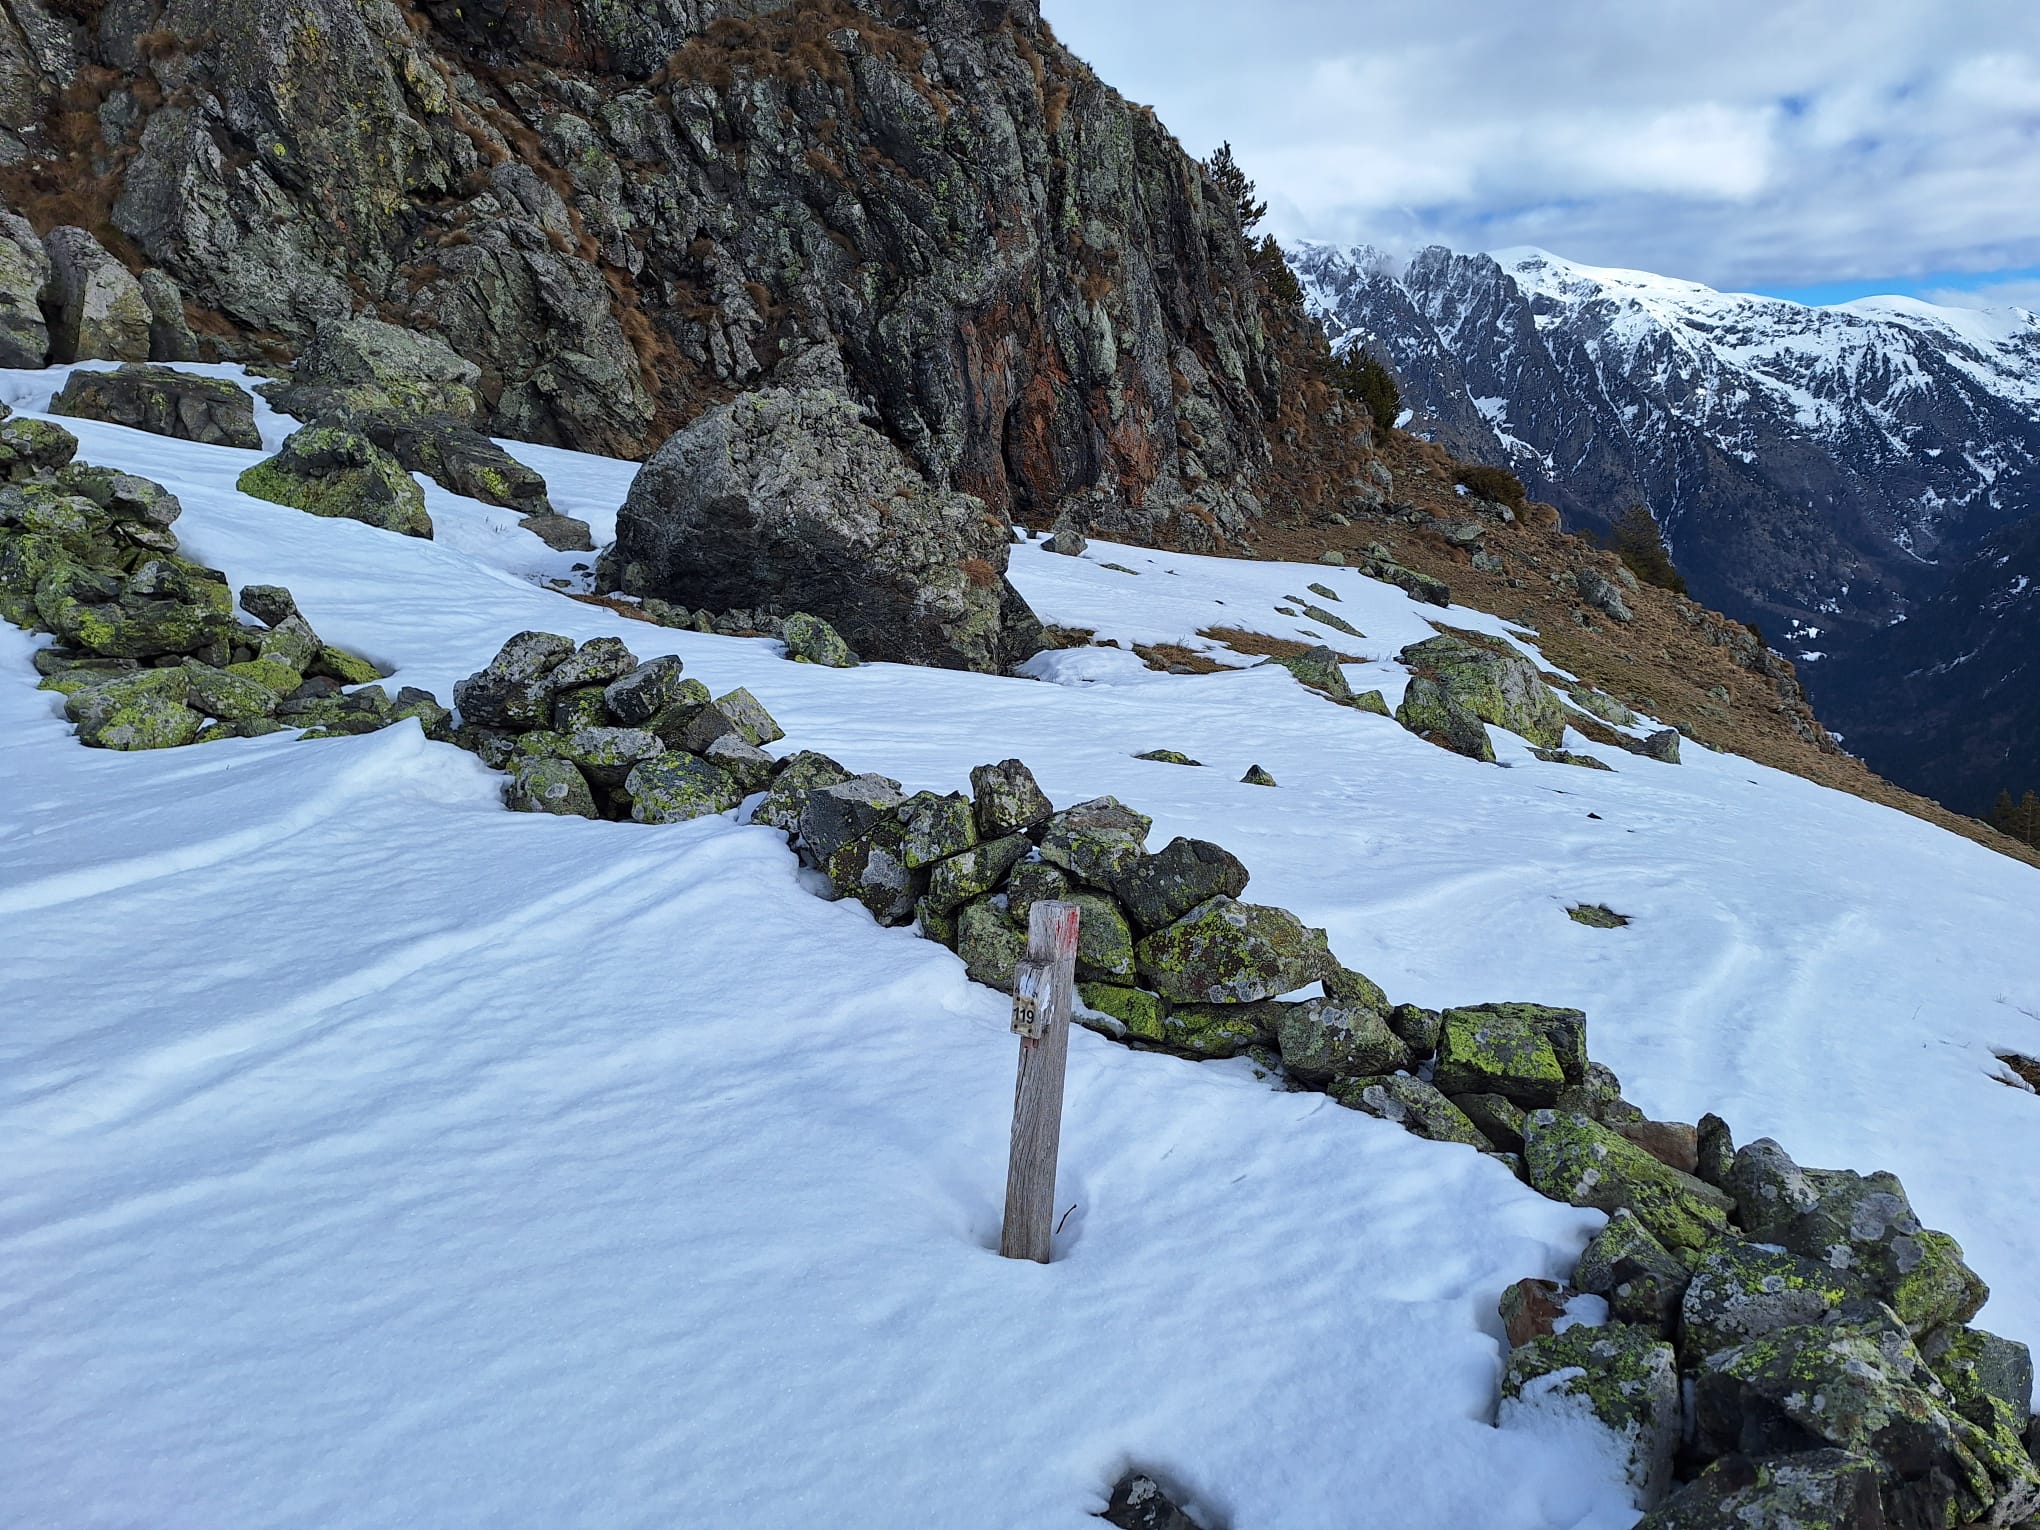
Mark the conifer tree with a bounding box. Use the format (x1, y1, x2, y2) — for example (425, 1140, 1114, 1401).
(1204, 142, 1267, 236)
(1609, 505, 1688, 595)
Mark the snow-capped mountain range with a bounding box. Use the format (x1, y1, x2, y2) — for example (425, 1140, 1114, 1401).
(1294, 242, 2040, 812)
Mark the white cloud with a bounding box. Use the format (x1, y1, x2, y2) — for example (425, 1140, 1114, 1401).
(1040, 0, 2040, 290)
(1923, 279, 2040, 312)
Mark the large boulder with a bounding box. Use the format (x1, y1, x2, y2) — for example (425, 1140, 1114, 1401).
(1394, 675, 1495, 762)
(607, 374, 1039, 673)
(41, 227, 150, 363)
(49, 364, 262, 449)
(1692, 1314, 2040, 1527)
(268, 316, 483, 423)
(1133, 896, 1334, 1005)
(1111, 837, 1250, 931)
(237, 425, 432, 538)
(1399, 633, 1568, 750)
(352, 412, 578, 546)
(0, 211, 51, 366)
(1499, 1323, 1680, 1510)
(1725, 1138, 1988, 1335)
(139, 270, 200, 362)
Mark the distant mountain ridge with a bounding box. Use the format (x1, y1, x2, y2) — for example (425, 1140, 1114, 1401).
(1292, 241, 2040, 812)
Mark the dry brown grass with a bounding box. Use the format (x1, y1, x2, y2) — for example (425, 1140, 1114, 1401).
(1245, 432, 2040, 871)
(1996, 1053, 2040, 1092)
(1199, 626, 1361, 663)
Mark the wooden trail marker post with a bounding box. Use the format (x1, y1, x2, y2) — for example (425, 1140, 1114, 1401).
(999, 899, 1081, 1264)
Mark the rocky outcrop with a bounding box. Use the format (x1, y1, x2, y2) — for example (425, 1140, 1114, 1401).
(237, 425, 433, 539)
(0, 211, 50, 366)
(266, 317, 483, 426)
(42, 226, 150, 364)
(49, 364, 262, 449)
(0, 0, 1294, 540)
(608, 364, 1036, 672)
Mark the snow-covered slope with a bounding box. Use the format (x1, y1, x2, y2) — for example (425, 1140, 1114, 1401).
(4, 369, 2039, 1528)
(1292, 241, 2040, 813)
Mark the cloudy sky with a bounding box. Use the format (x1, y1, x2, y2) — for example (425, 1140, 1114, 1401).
(1038, 0, 2040, 307)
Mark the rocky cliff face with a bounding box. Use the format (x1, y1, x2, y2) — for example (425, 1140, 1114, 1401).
(1295, 241, 2040, 812)
(0, 0, 1286, 543)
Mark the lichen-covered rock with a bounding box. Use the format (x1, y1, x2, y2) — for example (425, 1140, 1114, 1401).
(625, 754, 742, 826)
(1634, 728, 1682, 764)
(1922, 1326, 2035, 1439)
(549, 686, 610, 734)
(1005, 859, 1074, 931)
(1386, 1003, 1444, 1058)
(237, 425, 432, 539)
(823, 814, 923, 925)
(706, 687, 783, 748)
(454, 630, 574, 729)
(1130, 1000, 1283, 1058)
(43, 227, 150, 363)
(1452, 1092, 1529, 1154)
(1532, 748, 1614, 771)
(1570, 687, 1638, 727)
(226, 658, 305, 699)
(1695, 1113, 1736, 1189)
(1322, 966, 1390, 1012)
(1275, 999, 1409, 1085)
(609, 377, 1036, 673)
(1500, 1323, 1680, 1508)
(1329, 1074, 1489, 1147)
(1576, 1210, 1691, 1337)
(1077, 984, 1168, 1038)
(1134, 896, 1334, 1005)
(1635, 1449, 1884, 1530)
(970, 758, 1053, 838)
(63, 668, 203, 750)
(1432, 1004, 1588, 1106)
(701, 734, 776, 793)
(1524, 1110, 1734, 1254)
(1068, 888, 1137, 982)
(1680, 1241, 1863, 1361)
(602, 656, 687, 726)
(642, 682, 716, 750)
(1240, 763, 1279, 785)
(352, 411, 556, 519)
(0, 416, 80, 478)
(798, 775, 907, 866)
(389, 687, 452, 739)
(181, 662, 280, 723)
(1394, 676, 1495, 762)
(548, 636, 638, 692)
(558, 726, 663, 788)
(923, 834, 1030, 916)
(751, 751, 854, 836)
(898, 792, 979, 869)
(505, 757, 599, 819)
(1111, 837, 1250, 932)
(782, 611, 859, 668)
(238, 585, 298, 628)
(269, 316, 483, 423)
(1132, 749, 1201, 766)
(1038, 796, 1152, 886)
(48, 364, 261, 449)
(1693, 1315, 2040, 1528)
(1399, 633, 1568, 749)
(1265, 644, 1354, 703)
(1726, 1138, 1989, 1334)
(311, 645, 385, 687)
(957, 897, 1025, 989)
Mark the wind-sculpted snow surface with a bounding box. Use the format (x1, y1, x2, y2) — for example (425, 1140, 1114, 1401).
(2, 366, 2037, 1528)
